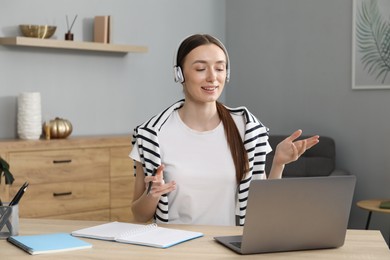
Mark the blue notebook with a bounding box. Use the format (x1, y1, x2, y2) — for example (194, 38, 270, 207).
(7, 233, 92, 255)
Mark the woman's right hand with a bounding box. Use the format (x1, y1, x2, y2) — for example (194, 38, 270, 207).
(132, 162, 175, 222)
(145, 164, 176, 198)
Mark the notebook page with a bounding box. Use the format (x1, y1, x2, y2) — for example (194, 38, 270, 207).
(72, 222, 144, 241)
(116, 225, 203, 248)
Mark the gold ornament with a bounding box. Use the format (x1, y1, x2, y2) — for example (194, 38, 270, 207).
(44, 117, 73, 139)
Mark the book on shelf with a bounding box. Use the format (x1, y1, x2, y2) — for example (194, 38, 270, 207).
(7, 233, 92, 255)
(71, 221, 203, 249)
(94, 15, 111, 43)
(379, 200, 390, 209)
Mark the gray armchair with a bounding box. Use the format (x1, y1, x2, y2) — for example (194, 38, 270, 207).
(265, 135, 349, 178)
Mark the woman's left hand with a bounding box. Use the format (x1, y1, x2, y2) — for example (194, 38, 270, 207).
(273, 129, 319, 166)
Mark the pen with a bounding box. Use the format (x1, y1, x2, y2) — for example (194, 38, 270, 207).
(146, 168, 157, 195)
(9, 181, 29, 206)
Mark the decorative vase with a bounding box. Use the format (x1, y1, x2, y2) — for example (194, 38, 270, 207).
(17, 92, 42, 140)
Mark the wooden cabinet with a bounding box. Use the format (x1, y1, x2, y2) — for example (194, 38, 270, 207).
(109, 147, 134, 221)
(0, 135, 134, 222)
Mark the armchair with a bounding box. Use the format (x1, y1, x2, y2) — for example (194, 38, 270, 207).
(265, 135, 349, 178)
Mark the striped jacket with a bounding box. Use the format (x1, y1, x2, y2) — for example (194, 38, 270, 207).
(132, 99, 270, 226)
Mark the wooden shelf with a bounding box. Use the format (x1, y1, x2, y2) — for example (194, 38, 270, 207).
(0, 37, 148, 54)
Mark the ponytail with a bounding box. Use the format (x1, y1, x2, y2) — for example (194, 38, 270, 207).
(216, 102, 249, 183)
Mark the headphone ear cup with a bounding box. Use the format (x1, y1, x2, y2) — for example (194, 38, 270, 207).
(174, 66, 184, 83)
(226, 69, 230, 83)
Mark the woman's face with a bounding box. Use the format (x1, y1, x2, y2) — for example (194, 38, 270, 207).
(181, 44, 227, 104)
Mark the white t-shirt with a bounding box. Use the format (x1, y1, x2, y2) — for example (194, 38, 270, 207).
(130, 110, 246, 226)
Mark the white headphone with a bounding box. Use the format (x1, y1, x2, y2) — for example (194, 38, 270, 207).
(173, 35, 230, 83)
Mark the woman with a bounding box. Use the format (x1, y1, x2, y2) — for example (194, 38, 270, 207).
(130, 34, 319, 226)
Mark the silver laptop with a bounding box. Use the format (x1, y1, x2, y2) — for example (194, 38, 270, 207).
(214, 175, 356, 254)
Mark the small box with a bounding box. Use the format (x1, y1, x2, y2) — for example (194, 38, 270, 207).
(0, 204, 19, 239)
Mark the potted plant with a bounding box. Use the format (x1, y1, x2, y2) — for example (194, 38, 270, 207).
(0, 157, 14, 185)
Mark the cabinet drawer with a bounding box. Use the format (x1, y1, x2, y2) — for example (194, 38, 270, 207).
(110, 147, 133, 177)
(9, 148, 110, 184)
(110, 207, 133, 222)
(110, 175, 134, 208)
(14, 180, 109, 218)
(49, 209, 110, 221)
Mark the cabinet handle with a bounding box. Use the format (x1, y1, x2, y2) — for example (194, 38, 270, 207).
(52, 159, 72, 164)
(53, 192, 72, 197)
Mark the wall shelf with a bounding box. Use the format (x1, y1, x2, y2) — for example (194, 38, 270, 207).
(0, 37, 148, 54)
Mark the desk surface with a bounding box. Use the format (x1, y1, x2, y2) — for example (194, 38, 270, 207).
(1, 218, 389, 259)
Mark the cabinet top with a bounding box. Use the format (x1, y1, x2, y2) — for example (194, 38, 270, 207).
(0, 135, 131, 152)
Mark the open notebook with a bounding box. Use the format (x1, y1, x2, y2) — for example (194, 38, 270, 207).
(71, 222, 203, 248)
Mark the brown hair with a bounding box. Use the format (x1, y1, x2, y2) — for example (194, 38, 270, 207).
(177, 34, 249, 183)
(216, 102, 250, 183)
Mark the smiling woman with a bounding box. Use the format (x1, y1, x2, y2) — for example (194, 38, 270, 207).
(180, 44, 227, 106)
(129, 34, 319, 227)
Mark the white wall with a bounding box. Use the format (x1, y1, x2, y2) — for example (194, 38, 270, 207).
(0, 0, 226, 138)
(226, 0, 390, 244)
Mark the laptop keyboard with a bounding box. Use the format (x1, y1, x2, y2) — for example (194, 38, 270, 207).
(230, 242, 242, 249)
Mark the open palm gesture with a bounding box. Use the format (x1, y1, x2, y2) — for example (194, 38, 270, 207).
(273, 130, 319, 166)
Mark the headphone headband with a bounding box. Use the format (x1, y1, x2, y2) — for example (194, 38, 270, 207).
(173, 35, 230, 83)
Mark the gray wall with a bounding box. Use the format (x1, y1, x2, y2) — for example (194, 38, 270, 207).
(226, 0, 390, 244)
(0, 0, 226, 138)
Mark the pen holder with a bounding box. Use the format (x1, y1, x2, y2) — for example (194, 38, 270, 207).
(0, 203, 19, 239)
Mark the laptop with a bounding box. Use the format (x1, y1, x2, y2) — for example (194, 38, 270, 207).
(214, 175, 356, 254)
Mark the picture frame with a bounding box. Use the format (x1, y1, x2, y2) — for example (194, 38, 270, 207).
(352, 0, 390, 89)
